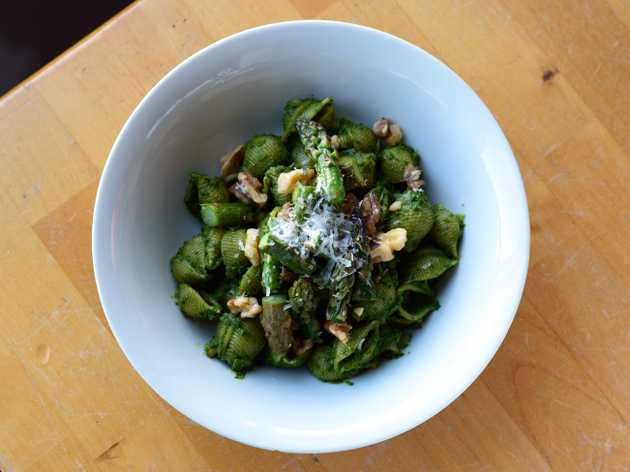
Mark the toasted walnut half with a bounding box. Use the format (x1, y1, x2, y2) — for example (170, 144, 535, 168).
(220, 144, 245, 178)
(372, 117, 389, 138)
(360, 192, 381, 236)
(343, 192, 359, 215)
(230, 172, 268, 207)
(294, 338, 314, 356)
(324, 321, 352, 344)
(277, 168, 315, 195)
(388, 200, 402, 212)
(244, 228, 260, 266)
(227, 296, 262, 318)
(352, 306, 365, 319)
(385, 123, 403, 146)
(404, 164, 424, 192)
(372, 118, 403, 146)
(370, 228, 407, 263)
(277, 202, 293, 219)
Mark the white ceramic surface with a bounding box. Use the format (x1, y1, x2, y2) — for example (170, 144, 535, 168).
(93, 21, 529, 453)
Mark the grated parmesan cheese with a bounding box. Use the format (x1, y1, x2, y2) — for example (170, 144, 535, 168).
(268, 197, 368, 287)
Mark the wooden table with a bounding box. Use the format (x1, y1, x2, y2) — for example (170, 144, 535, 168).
(2, 0, 629, 470)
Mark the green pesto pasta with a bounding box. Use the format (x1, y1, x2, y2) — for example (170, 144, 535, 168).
(379, 144, 420, 184)
(338, 149, 377, 191)
(174, 283, 221, 321)
(282, 97, 336, 140)
(352, 266, 400, 323)
(205, 313, 266, 376)
(201, 202, 257, 227)
(431, 204, 465, 258)
(184, 172, 230, 218)
(266, 347, 311, 368)
(170, 235, 208, 284)
(292, 182, 315, 223)
(387, 189, 434, 251)
(169, 96, 465, 381)
(288, 138, 314, 169)
(221, 228, 249, 279)
(202, 226, 224, 271)
(263, 165, 292, 207)
(335, 118, 377, 153)
(242, 135, 289, 178)
(239, 265, 263, 296)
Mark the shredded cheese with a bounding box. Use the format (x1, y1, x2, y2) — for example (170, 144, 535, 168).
(268, 197, 368, 286)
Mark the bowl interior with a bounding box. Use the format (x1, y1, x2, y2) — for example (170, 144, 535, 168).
(94, 22, 529, 453)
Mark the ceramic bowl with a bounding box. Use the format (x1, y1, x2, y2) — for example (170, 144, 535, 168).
(93, 20, 529, 453)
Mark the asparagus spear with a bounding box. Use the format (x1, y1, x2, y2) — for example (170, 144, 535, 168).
(201, 203, 257, 227)
(260, 295, 293, 354)
(258, 232, 316, 275)
(325, 272, 355, 323)
(296, 119, 345, 207)
(261, 253, 283, 295)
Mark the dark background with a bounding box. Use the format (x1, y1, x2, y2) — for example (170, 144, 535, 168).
(1, 1, 134, 96)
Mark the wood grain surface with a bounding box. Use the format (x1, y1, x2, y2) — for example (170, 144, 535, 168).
(1, 0, 629, 470)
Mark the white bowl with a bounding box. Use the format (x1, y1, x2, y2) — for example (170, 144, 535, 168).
(93, 20, 529, 453)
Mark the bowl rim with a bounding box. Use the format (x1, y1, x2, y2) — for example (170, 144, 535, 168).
(93, 19, 530, 453)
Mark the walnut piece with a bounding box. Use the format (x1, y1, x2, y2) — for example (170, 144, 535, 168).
(372, 118, 403, 146)
(294, 338, 314, 356)
(385, 123, 403, 146)
(324, 321, 352, 344)
(244, 228, 260, 266)
(230, 172, 268, 207)
(360, 192, 381, 236)
(277, 169, 315, 195)
(280, 266, 297, 283)
(404, 164, 424, 192)
(343, 192, 359, 215)
(220, 144, 245, 178)
(372, 117, 389, 138)
(227, 296, 262, 318)
(370, 228, 407, 263)
(388, 200, 402, 212)
(277, 202, 293, 219)
(353, 306, 365, 319)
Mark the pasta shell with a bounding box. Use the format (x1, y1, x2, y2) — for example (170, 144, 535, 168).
(431, 204, 465, 258)
(336, 118, 377, 152)
(379, 145, 421, 184)
(387, 190, 434, 251)
(174, 283, 221, 321)
(402, 247, 458, 282)
(352, 267, 400, 322)
(308, 344, 354, 382)
(184, 172, 230, 218)
(266, 347, 311, 368)
(338, 149, 377, 191)
(262, 165, 292, 206)
(391, 294, 440, 327)
(209, 313, 266, 376)
(239, 265, 263, 296)
(332, 320, 381, 373)
(282, 97, 336, 139)
(202, 226, 224, 270)
(221, 229, 249, 279)
(242, 135, 289, 178)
